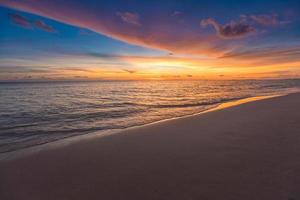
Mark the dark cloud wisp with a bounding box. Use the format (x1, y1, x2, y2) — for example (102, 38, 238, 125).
(34, 20, 56, 32)
(123, 69, 136, 74)
(9, 13, 56, 33)
(200, 13, 286, 39)
(201, 18, 255, 39)
(9, 13, 31, 28)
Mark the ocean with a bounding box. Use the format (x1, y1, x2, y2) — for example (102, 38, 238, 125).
(1, 79, 300, 153)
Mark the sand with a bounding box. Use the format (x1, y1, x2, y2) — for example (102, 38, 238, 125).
(1, 93, 300, 200)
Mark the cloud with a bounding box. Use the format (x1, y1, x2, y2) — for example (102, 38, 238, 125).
(116, 12, 141, 26)
(200, 13, 286, 39)
(34, 20, 56, 32)
(201, 18, 255, 39)
(0, 1, 293, 60)
(9, 13, 31, 28)
(239, 14, 282, 26)
(249, 14, 290, 26)
(9, 13, 56, 32)
(221, 46, 300, 59)
(57, 67, 96, 73)
(220, 45, 300, 65)
(73, 75, 89, 79)
(23, 75, 32, 79)
(0, 66, 51, 73)
(123, 69, 136, 74)
(250, 14, 278, 25)
(171, 11, 182, 16)
(0, 1, 232, 57)
(171, 11, 185, 23)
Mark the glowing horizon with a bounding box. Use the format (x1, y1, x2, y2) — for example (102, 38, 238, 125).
(1, 0, 300, 81)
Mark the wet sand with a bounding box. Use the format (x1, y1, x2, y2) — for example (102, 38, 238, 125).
(1, 93, 300, 200)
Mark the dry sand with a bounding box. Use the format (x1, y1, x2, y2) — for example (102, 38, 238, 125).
(1, 93, 300, 200)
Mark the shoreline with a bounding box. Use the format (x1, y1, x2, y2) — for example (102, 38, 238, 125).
(0, 93, 283, 161)
(1, 92, 300, 199)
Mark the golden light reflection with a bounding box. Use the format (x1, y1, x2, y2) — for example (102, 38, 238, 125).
(3, 53, 300, 81)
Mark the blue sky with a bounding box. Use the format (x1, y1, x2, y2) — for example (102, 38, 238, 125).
(0, 0, 300, 80)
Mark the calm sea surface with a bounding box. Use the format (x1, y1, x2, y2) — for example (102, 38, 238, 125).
(1, 80, 300, 153)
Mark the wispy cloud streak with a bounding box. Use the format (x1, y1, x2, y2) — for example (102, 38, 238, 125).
(116, 12, 141, 26)
(250, 14, 278, 25)
(34, 20, 56, 32)
(9, 13, 31, 28)
(9, 12, 57, 33)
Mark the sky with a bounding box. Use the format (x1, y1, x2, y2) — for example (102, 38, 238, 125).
(0, 0, 300, 81)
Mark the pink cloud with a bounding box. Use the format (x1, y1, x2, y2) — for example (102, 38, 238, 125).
(0, 0, 225, 57)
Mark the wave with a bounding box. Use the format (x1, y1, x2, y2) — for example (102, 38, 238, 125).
(2, 80, 300, 154)
(126, 96, 250, 109)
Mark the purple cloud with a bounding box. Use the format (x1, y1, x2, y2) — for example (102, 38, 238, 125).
(116, 12, 141, 26)
(9, 13, 31, 28)
(200, 13, 286, 39)
(201, 18, 255, 39)
(250, 14, 278, 25)
(34, 20, 56, 32)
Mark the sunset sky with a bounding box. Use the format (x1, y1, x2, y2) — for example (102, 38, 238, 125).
(1, 0, 300, 81)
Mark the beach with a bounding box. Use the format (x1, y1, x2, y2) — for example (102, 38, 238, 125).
(1, 92, 300, 200)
